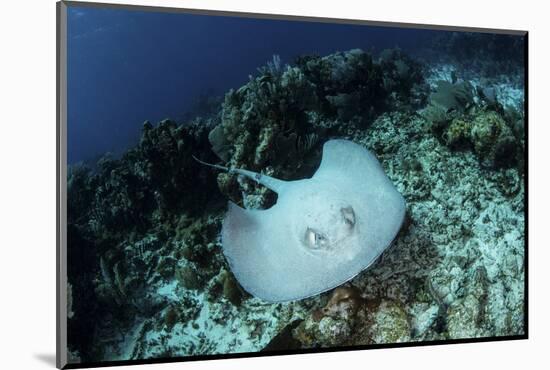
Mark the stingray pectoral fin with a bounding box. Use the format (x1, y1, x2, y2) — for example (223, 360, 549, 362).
(314, 139, 405, 227)
(314, 140, 385, 185)
(221, 201, 276, 300)
(222, 201, 309, 302)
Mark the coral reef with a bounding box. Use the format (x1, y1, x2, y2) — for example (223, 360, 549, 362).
(423, 77, 524, 169)
(66, 119, 224, 362)
(66, 47, 525, 364)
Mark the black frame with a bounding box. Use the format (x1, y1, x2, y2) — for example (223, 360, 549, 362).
(56, 1, 529, 368)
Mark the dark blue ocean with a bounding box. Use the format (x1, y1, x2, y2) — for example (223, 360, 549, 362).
(67, 6, 439, 164)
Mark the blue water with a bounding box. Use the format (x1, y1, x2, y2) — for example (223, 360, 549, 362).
(67, 6, 441, 164)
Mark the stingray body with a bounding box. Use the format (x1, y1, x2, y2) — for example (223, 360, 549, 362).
(199, 139, 406, 303)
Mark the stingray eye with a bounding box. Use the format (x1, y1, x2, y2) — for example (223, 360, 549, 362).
(304, 227, 328, 249)
(341, 206, 356, 227)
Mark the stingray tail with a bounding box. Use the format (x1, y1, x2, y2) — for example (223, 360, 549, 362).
(192, 155, 287, 194)
(192, 155, 230, 172)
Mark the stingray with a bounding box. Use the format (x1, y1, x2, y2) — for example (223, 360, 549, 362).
(195, 139, 406, 303)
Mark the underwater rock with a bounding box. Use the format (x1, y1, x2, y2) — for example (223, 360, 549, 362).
(317, 317, 353, 346)
(175, 264, 203, 291)
(293, 286, 365, 348)
(368, 300, 411, 344)
(294, 315, 353, 348)
(410, 303, 440, 339)
(174, 215, 222, 268)
(295, 296, 411, 347)
(205, 268, 245, 306)
(441, 109, 516, 168)
(444, 117, 472, 148)
(163, 306, 179, 331)
(470, 110, 516, 167)
(427, 265, 466, 307)
(294, 286, 364, 348)
(446, 266, 490, 339)
(222, 272, 244, 307)
(315, 286, 364, 321)
(446, 295, 484, 339)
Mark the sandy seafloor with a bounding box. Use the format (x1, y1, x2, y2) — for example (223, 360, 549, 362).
(87, 63, 525, 361)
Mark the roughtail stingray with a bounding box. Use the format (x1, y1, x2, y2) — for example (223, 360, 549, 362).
(196, 139, 406, 303)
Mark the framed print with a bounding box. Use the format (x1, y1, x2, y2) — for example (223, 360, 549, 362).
(57, 1, 527, 368)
